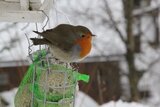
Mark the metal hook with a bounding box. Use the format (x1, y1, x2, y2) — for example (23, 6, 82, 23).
(42, 10, 49, 31)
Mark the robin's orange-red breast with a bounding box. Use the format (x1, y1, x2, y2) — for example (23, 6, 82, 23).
(30, 24, 95, 62)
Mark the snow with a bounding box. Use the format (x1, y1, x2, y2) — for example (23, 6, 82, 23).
(133, 4, 160, 16)
(101, 100, 150, 107)
(75, 91, 99, 107)
(138, 59, 160, 107)
(0, 89, 151, 107)
(0, 89, 99, 107)
(0, 88, 17, 107)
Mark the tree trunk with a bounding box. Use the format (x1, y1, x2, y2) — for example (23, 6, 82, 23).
(125, 49, 140, 101)
(123, 0, 140, 101)
(153, 9, 159, 46)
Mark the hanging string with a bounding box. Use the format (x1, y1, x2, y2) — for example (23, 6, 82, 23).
(25, 33, 33, 62)
(42, 10, 50, 31)
(41, 10, 50, 107)
(21, 23, 30, 31)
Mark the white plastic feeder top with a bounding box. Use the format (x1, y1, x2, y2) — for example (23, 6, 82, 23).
(0, 0, 53, 22)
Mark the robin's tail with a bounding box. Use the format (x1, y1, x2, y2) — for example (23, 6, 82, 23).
(33, 31, 41, 35)
(30, 38, 50, 45)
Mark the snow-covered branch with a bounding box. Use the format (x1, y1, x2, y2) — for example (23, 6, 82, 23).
(133, 4, 160, 17)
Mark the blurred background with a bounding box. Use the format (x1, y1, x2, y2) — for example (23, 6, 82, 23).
(0, 0, 160, 107)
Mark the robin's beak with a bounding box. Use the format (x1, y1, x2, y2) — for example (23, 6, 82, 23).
(92, 34, 96, 37)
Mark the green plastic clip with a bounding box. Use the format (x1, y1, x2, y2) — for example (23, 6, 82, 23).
(77, 73, 90, 83)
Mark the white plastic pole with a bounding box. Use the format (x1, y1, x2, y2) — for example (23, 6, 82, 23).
(20, 0, 29, 10)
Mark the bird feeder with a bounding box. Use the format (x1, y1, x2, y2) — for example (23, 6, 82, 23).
(0, 0, 53, 22)
(15, 50, 90, 107)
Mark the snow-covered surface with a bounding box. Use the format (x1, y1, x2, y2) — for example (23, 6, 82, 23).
(0, 88, 151, 107)
(138, 59, 160, 107)
(0, 89, 99, 107)
(133, 4, 160, 16)
(101, 100, 150, 107)
(75, 91, 99, 107)
(0, 88, 17, 107)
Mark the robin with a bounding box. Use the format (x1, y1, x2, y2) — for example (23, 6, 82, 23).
(30, 24, 95, 62)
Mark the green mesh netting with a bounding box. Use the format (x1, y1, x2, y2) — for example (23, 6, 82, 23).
(14, 50, 90, 107)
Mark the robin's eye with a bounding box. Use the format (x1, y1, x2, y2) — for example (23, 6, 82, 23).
(81, 35, 85, 37)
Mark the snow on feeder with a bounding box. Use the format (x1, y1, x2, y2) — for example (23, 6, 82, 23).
(0, 0, 53, 22)
(15, 50, 90, 107)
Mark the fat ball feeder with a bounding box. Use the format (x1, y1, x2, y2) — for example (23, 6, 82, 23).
(15, 50, 90, 107)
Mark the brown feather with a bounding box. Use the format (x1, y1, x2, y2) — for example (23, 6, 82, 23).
(30, 38, 50, 45)
(32, 24, 77, 52)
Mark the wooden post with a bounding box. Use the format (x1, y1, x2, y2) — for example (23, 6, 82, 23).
(20, 0, 29, 10)
(0, 0, 52, 22)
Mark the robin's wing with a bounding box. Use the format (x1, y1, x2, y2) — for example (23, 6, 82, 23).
(35, 24, 78, 52)
(30, 38, 51, 45)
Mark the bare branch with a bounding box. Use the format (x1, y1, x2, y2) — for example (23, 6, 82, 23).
(137, 49, 160, 71)
(133, 5, 160, 17)
(147, 50, 160, 70)
(148, 57, 160, 70)
(102, 0, 126, 43)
